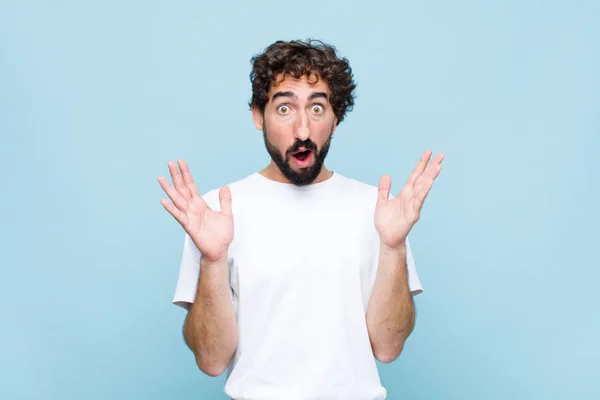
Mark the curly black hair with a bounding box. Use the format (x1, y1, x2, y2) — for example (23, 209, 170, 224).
(249, 39, 356, 126)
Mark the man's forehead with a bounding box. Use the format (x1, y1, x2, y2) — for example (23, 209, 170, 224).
(269, 73, 330, 98)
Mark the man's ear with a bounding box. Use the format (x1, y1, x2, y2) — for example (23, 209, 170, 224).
(251, 106, 264, 131)
(331, 117, 339, 137)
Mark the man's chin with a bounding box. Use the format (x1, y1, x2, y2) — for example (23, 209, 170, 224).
(291, 165, 314, 175)
(285, 166, 322, 186)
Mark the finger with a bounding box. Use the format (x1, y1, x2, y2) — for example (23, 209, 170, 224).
(425, 153, 444, 177)
(178, 159, 201, 198)
(168, 161, 192, 201)
(407, 150, 432, 187)
(414, 179, 434, 212)
(413, 153, 444, 192)
(414, 164, 442, 209)
(160, 198, 188, 226)
(219, 186, 233, 216)
(377, 174, 392, 204)
(158, 176, 189, 212)
(415, 162, 442, 194)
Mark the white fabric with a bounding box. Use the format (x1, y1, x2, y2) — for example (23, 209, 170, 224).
(172, 172, 423, 400)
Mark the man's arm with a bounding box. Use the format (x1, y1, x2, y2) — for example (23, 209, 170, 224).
(368, 150, 443, 363)
(183, 255, 239, 377)
(365, 241, 415, 364)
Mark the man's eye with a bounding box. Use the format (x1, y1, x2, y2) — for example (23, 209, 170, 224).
(278, 105, 290, 114)
(311, 105, 324, 114)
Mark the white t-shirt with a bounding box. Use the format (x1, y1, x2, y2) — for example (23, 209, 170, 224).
(173, 171, 423, 400)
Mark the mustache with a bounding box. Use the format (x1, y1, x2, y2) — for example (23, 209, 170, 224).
(286, 139, 317, 156)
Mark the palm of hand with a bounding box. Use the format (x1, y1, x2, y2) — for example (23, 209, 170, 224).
(375, 189, 420, 249)
(185, 199, 233, 261)
(158, 160, 234, 261)
(375, 150, 444, 248)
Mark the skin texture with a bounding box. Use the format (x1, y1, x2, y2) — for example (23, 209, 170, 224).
(367, 150, 444, 362)
(158, 161, 237, 376)
(252, 74, 338, 185)
(157, 72, 444, 373)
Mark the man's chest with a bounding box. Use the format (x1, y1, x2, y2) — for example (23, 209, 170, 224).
(227, 202, 379, 301)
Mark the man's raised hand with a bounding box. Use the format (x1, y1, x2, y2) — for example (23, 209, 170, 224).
(158, 160, 234, 262)
(375, 150, 444, 249)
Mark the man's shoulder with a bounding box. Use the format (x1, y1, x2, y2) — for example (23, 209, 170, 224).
(201, 171, 382, 207)
(335, 172, 377, 190)
(334, 172, 379, 199)
(335, 172, 398, 202)
(200, 172, 259, 207)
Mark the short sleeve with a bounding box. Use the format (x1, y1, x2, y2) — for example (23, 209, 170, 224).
(172, 233, 202, 310)
(381, 193, 423, 296)
(171, 190, 236, 311)
(405, 237, 423, 296)
(367, 236, 423, 304)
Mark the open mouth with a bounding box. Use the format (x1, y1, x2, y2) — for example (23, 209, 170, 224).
(290, 148, 314, 167)
(292, 150, 312, 161)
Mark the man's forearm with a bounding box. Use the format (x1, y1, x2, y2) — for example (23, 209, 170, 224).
(366, 242, 415, 363)
(183, 255, 238, 376)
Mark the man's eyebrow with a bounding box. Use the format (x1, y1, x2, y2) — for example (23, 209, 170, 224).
(271, 91, 329, 102)
(272, 91, 296, 101)
(308, 92, 328, 101)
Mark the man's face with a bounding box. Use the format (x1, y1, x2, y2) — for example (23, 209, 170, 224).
(253, 73, 338, 186)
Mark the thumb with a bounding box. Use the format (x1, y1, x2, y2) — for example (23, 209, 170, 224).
(377, 174, 391, 204)
(218, 186, 233, 216)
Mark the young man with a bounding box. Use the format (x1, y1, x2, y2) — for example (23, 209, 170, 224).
(158, 39, 444, 400)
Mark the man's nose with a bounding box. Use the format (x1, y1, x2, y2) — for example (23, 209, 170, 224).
(294, 111, 310, 141)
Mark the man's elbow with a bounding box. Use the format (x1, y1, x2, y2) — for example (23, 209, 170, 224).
(185, 333, 232, 377)
(374, 342, 404, 364)
(195, 356, 229, 377)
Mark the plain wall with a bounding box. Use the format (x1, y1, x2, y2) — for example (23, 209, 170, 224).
(1, 1, 598, 399)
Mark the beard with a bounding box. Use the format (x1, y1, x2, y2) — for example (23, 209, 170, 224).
(263, 125, 333, 186)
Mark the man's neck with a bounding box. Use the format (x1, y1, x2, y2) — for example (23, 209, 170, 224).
(259, 162, 333, 185)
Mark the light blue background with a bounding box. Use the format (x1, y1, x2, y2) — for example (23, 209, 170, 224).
(1, 1, 598, 399)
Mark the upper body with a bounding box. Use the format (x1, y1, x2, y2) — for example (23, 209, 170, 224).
(172, 171, 424, 399)
(158, 39, 443, 400)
